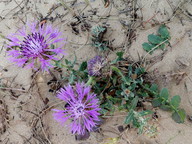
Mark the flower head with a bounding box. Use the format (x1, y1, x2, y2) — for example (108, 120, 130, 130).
(53, 82, 101, 135)
(88, 56, 104, 76)
(6, 22, 66, 71)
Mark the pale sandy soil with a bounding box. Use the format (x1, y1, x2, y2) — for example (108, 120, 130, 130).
(0, 0, 192, 144)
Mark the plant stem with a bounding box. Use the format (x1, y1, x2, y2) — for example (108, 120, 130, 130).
(86, 76, 94, 86)
(111, 66, 130, 85)
(140, 85, 157, 96)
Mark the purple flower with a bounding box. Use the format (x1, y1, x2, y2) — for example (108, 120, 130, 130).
(6, 22, 66, 71)
(52, 82, 101, 135)
(88, 56, 104, 76)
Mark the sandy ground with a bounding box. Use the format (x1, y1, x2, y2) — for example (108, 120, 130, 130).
(0, 0, 192, 144)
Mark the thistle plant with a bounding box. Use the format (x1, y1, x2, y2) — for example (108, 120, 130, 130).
(6, 22, 66, 71)
(87, 56, 105, 76)
(52, 82, 101, 135)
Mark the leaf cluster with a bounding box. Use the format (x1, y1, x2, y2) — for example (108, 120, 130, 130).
(98, 63, 146, 115)
(152, 88, 186, 123)
(91, 52, 155, 133)
(142, 25, 170, 54)
(91, 26, 109, 51)
(125, 109, 153, 134)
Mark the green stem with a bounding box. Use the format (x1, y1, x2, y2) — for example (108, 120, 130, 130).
(140, 85, 157, 96)
(86, 76, 94, 86)
(111, 66, 130, 85)
(160, 98, 177, 112)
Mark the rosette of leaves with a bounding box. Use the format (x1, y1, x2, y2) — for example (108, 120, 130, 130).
(87, 52, 153, 133)
(98, 64, 145, 115)
(91, 26, 109, 51)
(142, 25, 170, 54)
(152, 88, 186, 123)
(110, 65, 155, 133)
(92, 52, 150, 112)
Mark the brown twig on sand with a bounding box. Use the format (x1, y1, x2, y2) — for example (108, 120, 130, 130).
(0, 87, 26, 92)
(40, 119, 52, 144)
(142, 12, 159, 27)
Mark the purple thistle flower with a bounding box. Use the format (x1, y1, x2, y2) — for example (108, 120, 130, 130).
(52, 82, 101, 135)
(88, 56, 104, 76)
(6, 22, 66, 71)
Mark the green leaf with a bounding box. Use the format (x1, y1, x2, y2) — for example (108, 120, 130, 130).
(108, 96, 121, 103)
(139, 110, 153, 116)
(111, 66, 123, 76)
(158, 25, 170, 39)
(124, 109, 134, 124)
(142, 42, 154, 52)
(112, 76, 117, 85)
(139, 91, 149, 97)
(130, 96, 139, 109)
(150, 84, 158, 93)
(135, 67, 145, 75)
(152, 98, 162, 107)
(158, 43, 165, 50)
(99, 108, 108, 115)
(51, 44, 55, 49)
(172, 109, 186, 123)
(79, 61, 87, 71)
(132, 117, 140, 128)
(69, 72, 76, 84)
(111, 66, 130, 85)
(116, 51, 124, 58)
(54, 60, 63, 68)
(160, 88, 169, 100)
(111, 51, 124, 64)
(65, 59, 70, 65)
(160, 105, 172, 111)
(170, 95, 181, 108)
(148, 34, 163, 44)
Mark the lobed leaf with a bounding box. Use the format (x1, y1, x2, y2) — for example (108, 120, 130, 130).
(148, 34, 163, 44)
(152, 98, 162, 107)
(160, 105, 172, 111)
(142, 42, 154, 53)
(170, 95, 181, 108)
(160, 88, 169, 100)
(79, 61, 87, 71)
(130, 96, 139, 110)
(111, 51, 124, 64)
(172, 109, 186, 123)
(158, 25, 170, 39)
(124, 109, 134, 124)
(150, 84, 158, 93)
